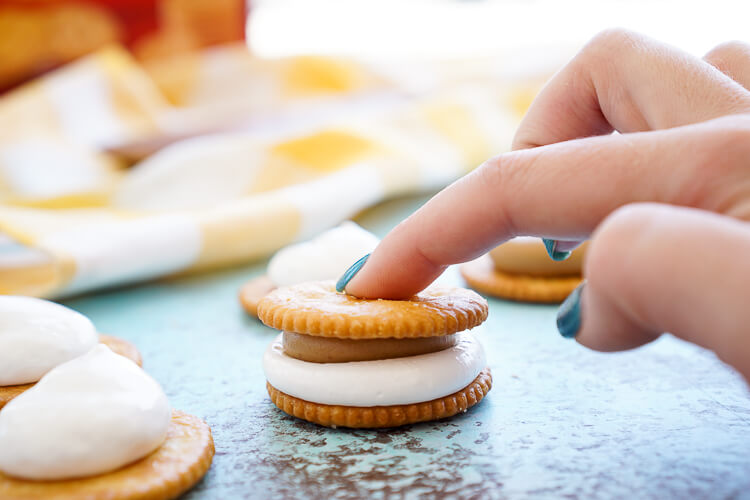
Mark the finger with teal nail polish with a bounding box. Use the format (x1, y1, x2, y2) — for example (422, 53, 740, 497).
(336, 254, 370, 293)
(543, 238, 572, 261)
(557, 281, 585, 338)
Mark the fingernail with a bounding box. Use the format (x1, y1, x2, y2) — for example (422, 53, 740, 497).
(336, 254, 370, 293)
(557, 281, 585, 339)
(543, 238, 572, 261)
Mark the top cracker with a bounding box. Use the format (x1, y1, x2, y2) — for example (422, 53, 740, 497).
(257, 281, 488, 339)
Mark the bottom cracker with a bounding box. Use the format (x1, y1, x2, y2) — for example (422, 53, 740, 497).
(0, 334, 142, 410)
(0, 411, 214, 500)
(267, 367, 492, 428)
(461, 255, 581, 304)
(239, 275, 277, 317)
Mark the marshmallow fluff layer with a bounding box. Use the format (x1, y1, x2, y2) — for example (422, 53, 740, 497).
(267, 221, 379, 286)
(0, 345, 171, 481)
(263, 332, 486, 406)
(0, 296, 98, 386)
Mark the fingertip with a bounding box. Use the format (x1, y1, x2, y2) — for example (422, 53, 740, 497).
(576, 324, 657, 352)
(569, 223, 660, 352)
(341, 263, 380, 298)
(557, 279, 652, 351)
(342, 244, 446, 300)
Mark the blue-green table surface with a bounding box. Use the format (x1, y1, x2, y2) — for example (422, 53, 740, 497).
(63, 195, 750, 500)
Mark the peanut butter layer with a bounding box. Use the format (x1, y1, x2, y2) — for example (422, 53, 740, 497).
(489, 237, 587, 277)
(282, 331, 458, 363)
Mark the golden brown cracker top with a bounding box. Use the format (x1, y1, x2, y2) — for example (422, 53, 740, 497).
(257, 281, 488, 339)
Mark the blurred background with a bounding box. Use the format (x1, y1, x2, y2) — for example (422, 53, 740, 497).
(251, 0, 750, 60)
(0, 0, 748, 299)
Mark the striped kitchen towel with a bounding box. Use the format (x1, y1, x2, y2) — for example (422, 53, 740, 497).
(0, 43, 541, 297)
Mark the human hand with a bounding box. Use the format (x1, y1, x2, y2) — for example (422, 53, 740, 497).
(340, 30, 750, 381)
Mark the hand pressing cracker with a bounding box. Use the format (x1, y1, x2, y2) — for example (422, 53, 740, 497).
(341, 29, 750, 382)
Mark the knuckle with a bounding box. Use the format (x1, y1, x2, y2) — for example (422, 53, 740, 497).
(474, 152, 530, 234)
(581, 28, 641, 59)
(573, 29, 644, 81)
(475, 154, 514, 200)
(704, 40, 750, 68)
(477, 152, 521, 189)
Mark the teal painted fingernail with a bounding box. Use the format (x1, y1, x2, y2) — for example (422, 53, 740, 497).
(543, 238, 572, 261)
(557, 281, 585, 338)
(336, 254, 370, 292)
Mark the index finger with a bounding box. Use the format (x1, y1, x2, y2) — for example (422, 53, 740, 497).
(343, 115, 748, 299)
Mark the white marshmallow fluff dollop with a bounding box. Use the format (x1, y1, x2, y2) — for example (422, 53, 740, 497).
(0, 345, 171, 480)
(267, 221, 379, 286)
(0, 296, 98, 386)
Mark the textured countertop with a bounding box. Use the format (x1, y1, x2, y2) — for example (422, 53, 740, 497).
(63, 195, 750, 500)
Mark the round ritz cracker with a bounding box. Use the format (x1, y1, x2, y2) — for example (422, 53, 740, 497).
(257, 281, 488, 339)
(461, 255, 582, 304)
(0, 334, 142, 410)
(238, 275, 277, 317)
(0, 411, 214, 500)
(460, 239, 586, 303)
(257, 281, 492, 428)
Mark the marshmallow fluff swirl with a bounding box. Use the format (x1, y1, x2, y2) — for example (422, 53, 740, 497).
(0, 296, 98, 386)
(264, 332, 486, 406)
(267, 221, 379, 286)
(0, 345, 171, 480)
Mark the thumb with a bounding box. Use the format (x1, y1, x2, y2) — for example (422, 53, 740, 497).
(559, 203, 750, 382)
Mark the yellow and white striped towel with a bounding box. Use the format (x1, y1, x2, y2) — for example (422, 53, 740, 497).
(0, 43, 541, 298)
